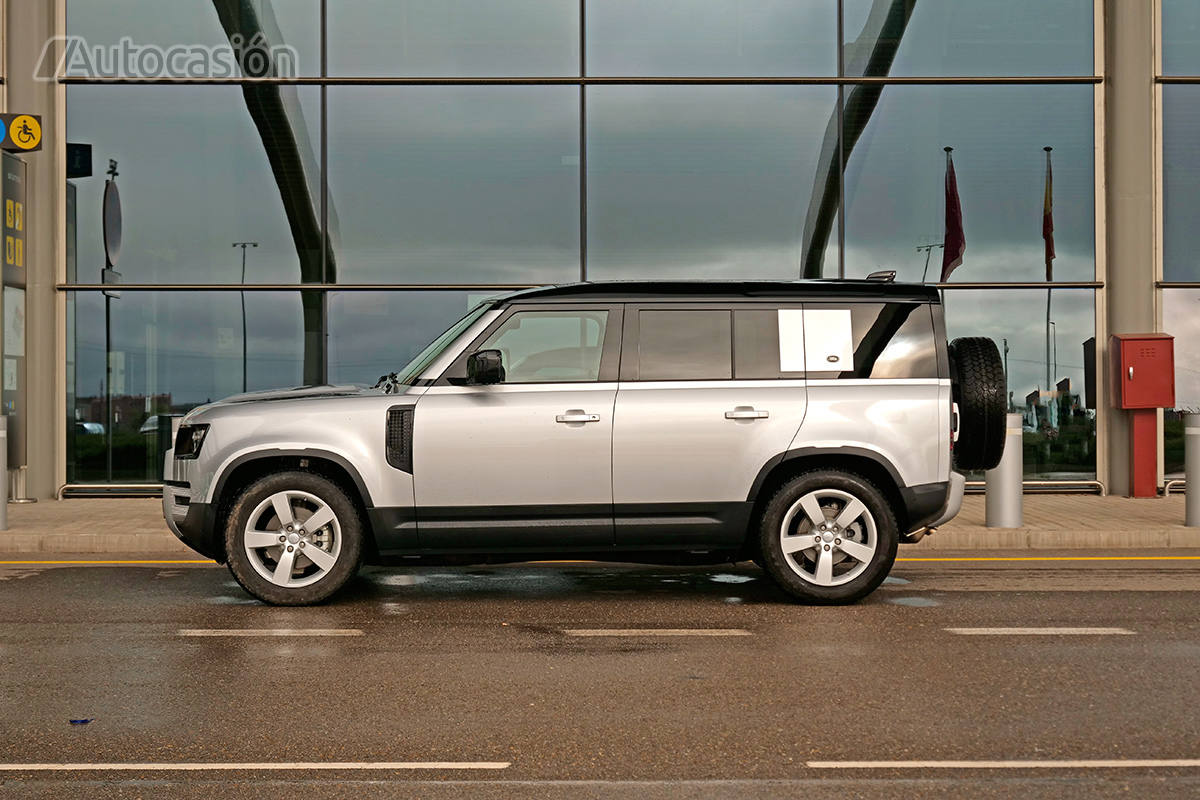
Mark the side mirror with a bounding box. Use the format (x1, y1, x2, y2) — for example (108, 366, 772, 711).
(466, 349, 504, 385)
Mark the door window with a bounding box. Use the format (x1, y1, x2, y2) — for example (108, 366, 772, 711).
(637, 309, 733, 380)
(479, 310, 608, 383)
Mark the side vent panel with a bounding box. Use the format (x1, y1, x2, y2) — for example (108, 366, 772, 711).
(385, 407, 414, 473)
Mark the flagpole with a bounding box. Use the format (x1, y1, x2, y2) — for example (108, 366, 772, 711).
(1044, 147, 1054, 396)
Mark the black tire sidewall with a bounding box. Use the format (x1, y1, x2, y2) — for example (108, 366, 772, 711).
(758, 471, 898, 604)
(224, 471, 363, 606)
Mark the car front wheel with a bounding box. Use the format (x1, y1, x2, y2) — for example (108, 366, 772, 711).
(224, 471, 363, 605)
(757, 470, 898, 604)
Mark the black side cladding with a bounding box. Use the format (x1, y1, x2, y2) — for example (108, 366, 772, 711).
(385, 407, 414, 473)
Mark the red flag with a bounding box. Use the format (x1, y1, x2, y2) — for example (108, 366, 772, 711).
(941, 149, 965, 282)
(1043, 147, 1055, 281)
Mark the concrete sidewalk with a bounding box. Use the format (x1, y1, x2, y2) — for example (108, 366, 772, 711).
(0, 494, 1197, 555)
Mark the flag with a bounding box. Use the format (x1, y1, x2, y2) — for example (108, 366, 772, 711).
(1043, 147, 1055, 281)
(941, 149, 965, 282)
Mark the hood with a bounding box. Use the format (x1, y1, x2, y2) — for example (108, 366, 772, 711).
(216, 384, 379, 405)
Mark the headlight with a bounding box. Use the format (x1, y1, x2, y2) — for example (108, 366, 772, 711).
(174, 424, 210, 459)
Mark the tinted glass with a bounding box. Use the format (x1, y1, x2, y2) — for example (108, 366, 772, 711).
(327, 86, 580, 284)
(734, 308, 797, 380)
(587, 85, 839, 280)
(1162, 289, 1200, 475)
(66, 0, 319, 77)
(843, 85, 1094, 283)
(803, 303, 938, 379)
(843, 0, 1092, 78)
(586, 0, 836, 77)
(942, 288, 1095, 479)
(1163, 0, 1200, 75)
(68, 85, 322, 284)
(638, 310, 732, 381)
(328, 290, 489, 386)
(328, 0, 579, 77)
(480, 310, 608, 383)
(1163, 86, 1200, 281)
(69, 290, 307, 483)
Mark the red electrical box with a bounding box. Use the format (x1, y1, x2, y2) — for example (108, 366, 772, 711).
(1111, 333, 1175, 498)
(1111, 333, 1175, 409)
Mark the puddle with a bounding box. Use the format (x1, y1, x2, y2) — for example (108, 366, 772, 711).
(711, 574, 755, 584)
(885, 596, 940, 607)
(207, 595, 259, 605)
(883, 576, 911, 585)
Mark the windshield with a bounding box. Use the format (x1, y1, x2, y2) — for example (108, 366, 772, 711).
(390, 303, 491, 386)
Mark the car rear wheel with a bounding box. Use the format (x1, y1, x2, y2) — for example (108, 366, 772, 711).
(224, 471, 363, 605)
(757, 470, 898, 604)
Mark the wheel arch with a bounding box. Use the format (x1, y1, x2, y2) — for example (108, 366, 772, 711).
(746, 448, 909, 541)
(210, 450, 376, 563)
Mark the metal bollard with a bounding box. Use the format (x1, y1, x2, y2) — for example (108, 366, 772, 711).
(1186, 413, 1200, 527)
(985, 413, 1024, 528)
(0, 416, 7, 531)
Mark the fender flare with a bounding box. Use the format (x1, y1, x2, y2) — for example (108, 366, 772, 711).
(209, 448, 375, 509)
(746, 446, 906, 503)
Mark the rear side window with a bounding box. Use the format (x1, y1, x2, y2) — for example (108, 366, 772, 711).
(732, 303, 938, 379)
(805, 303, 939, 379)
(638, 310, 732, 380)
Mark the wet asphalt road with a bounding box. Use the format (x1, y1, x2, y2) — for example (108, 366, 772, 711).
(0, 554, 1198, 798)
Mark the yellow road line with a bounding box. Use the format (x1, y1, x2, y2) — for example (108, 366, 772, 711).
(897, 556, 1200, 562)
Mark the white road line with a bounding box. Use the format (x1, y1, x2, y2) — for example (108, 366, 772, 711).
(944, 627, 1135, 636)
(562, 628, 752, 637)
(0, 762, 509, 772)
(806, 760, 1200, 769)
(177, 629, 364, 637)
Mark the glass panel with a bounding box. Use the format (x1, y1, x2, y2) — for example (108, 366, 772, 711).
(327, 86, 579, 284)
(843, 0, 1092, 78)
(1163, 86, 1200, 282)
(587, 85, 839, 280)
(1163, 0, 1200, 75)
(69, 290, 307, 483)
(328, 0, 579, 77)
(804, 303, 938, 379)
(638, 310, 732, 381)
(328, 290, 489, 386)
(67, 85, 322, 284)
(480, 310, 608, 383)
(586, 0, 836, 77)
(65, 0, 318, 78)
(843, 85, 1094, 283)
(943, 288, 1096, 480)
(1162, 289, 1200, 476)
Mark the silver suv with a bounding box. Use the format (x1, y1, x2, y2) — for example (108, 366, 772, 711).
(163, 281, 1005, 606)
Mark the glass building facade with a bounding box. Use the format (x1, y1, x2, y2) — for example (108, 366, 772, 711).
(16, 0, 1139, 489)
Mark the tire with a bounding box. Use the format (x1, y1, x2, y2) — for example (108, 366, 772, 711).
(757, 470, 898, 604)
(949, 336, 1007, 471)
(224, 471, 363, 606)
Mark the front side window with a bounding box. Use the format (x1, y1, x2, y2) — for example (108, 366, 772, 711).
(479, 310, 608, 383)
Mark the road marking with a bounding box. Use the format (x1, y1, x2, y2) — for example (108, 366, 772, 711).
(806, 759, 1200, 769)
(0, 761, 509, 772)
(562, 628, 752, 637)
(0, 560, 212, 565)
(945, 627, 1134, 635)
(897, 556, 1200, 562)
(177, 629, 364, 637)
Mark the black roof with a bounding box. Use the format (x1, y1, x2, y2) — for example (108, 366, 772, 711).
(490, 280, 939, 305)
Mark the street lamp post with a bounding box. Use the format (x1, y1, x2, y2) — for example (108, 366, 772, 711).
(232, 242, 258, 393)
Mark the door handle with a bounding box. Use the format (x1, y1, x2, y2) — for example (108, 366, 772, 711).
(556, 411, 600, 423)
(725, 408, 769, 420)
